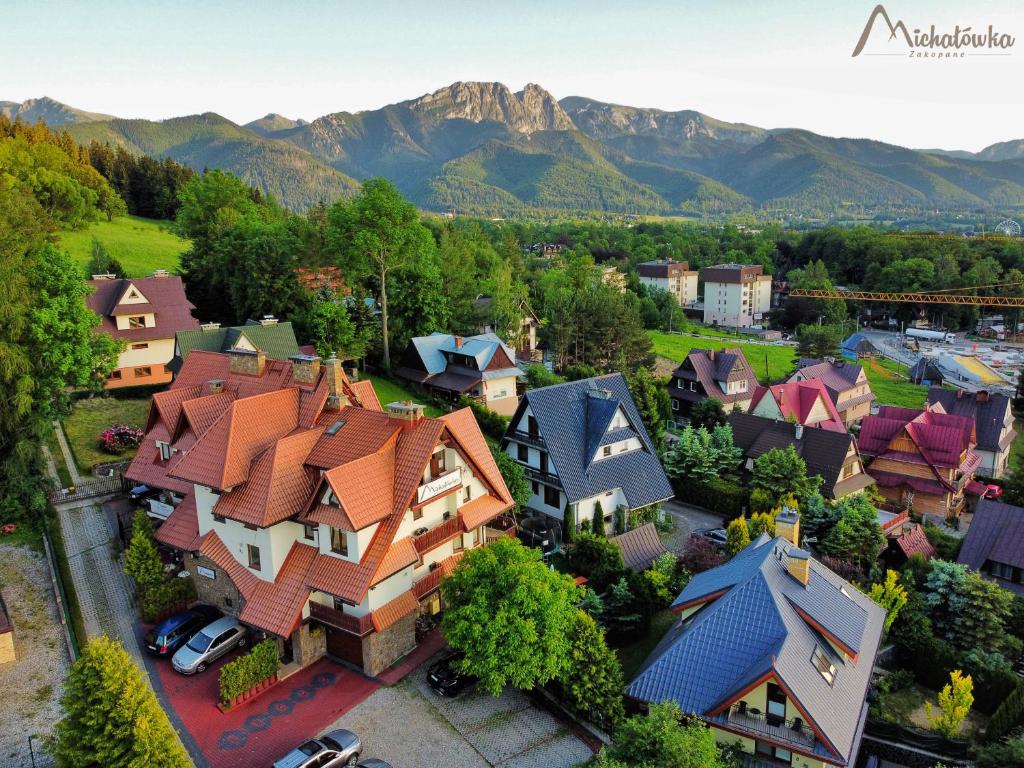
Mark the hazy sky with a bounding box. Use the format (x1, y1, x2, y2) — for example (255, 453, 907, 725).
(2, 0, 1022, 150)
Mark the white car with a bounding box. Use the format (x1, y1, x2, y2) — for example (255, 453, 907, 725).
(171, 616, 247, 674)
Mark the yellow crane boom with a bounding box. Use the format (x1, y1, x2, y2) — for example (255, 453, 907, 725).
(788, 288, 1024, 308)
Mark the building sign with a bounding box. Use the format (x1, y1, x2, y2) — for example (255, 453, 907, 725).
(417, 468, 462, 505)
(196, 566, 216, 579)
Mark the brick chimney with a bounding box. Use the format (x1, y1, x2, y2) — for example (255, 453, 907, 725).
(91, 273, 117, 280)
(228, 348, 266, 377)
(454, 336, 464, 348)
(200, 322, 221, 332)
(786, 547, 811, 586)
(387, 400, 425, 428)
(289, 354, 321, 386)
(775, 507, 800, 547)
(207, 379, 224, 395)
(323, 356, 350, 410)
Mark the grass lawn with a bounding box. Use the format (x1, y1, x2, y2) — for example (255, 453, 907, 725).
(874, 682, 988, 739)
(58, 215, 189, 277)
(62, 397, 152, 472)
(613, 609, 677, 681)
(44, 426, 73, 489)
(863, 357, 933, 409)
(364, 375, 445, 418)
(648, 331, 796, 383)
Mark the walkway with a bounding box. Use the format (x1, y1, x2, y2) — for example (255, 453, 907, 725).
(51, 420, 84, 486)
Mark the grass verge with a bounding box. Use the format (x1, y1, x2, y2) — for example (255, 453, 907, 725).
(864, 357, 934, 409)
(47, 514, 87, 654)
(58, 215, 188, 277)
(365, 374, 445, 418)
(612, 609, 677, 681)
(62, 397, 151, 473)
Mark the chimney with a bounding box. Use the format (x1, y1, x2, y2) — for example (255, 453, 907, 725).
(387, 400, 425, 428)
(228, 348, 266, 377)
(289, 354, 321, 386)
(323, 356, 350, 410)
(786, 547, 811, 586)
(200, 322, 221, 332)
(207, 379, 224, 395)
(707, 349, 715, 361)
(454, 336, 464, 348)
(151, 269, 169, 278)
(794, 423, 804, 440)
(775, 507, 800, 547)
(258, 315, 278, 326)
(91, 273, 117, 281)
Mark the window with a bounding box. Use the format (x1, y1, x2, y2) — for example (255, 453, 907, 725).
(531, 481, 539, 494)
(331, 528, 348, 556)
(517, 444, 529, 462)
(602, 446, 612, 458)
(990, 561, 1015, 580)
(430, 450, 446, 478)
(539, 453, 549, 473)
(527, 415, 539, 437)
(247, 545, 261, 571)
(454, 535, 464, 552)
(128, 316, 146, 329)
(157, 441, 171, 461)
(463, 486, 472, 503)
(671, 399, 679, 411)
(766, 682, 786, 726)
(130, 342, 149, 350)
(544, 485, 560, 509)
(688, 381, 696, 392)
(213, 514, 226, 524)
(133, 366, 152, 378)
(108, 369, 122, 380)
(413, 506, 423, 521)
(812, 646, 836, 685)
(303, 524, 317, 541)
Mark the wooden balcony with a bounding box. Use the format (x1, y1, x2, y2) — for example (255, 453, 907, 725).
(308, 601, 373, 636)
(507, 430, 545, 449)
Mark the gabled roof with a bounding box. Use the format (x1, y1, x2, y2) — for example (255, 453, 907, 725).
(926, 388, 1014, 453)
(893, 524, 937, 561)
(630, 536, 885, 766)
(791, 361, 873, 409)
(858, 405, 976, 470)
(506, 374, 673, 508)
(959, 499, 1024, 587)
(749, 380, 846, 432)
(672, 348, 758, 405)
(841, 333, 878, 356)
(85, 275, 198, 342)
(908, 359, 944, 385)
(728, 413, 873, 500)
(172, 321, 301, 372)
(610, 523, 668, 571)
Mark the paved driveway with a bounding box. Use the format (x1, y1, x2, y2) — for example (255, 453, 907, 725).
(661, 499, 726, 555)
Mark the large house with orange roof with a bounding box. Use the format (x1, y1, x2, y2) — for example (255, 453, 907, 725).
(858, 404, 983, 522)
(748, 380, 847, 433)
(127, 348, 514, 676)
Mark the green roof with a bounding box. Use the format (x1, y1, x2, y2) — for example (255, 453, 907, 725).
(172, 321, 301, 372)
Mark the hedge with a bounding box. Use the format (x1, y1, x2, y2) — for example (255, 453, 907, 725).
(219, 639, 279, 704)
(674, 477, 748, 519)
(460, 396, 510, 441)
(986, 681, 1024, 742)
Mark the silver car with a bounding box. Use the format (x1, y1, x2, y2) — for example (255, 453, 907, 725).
(272, 729, 362, 767)
(171, 616, 247, 674)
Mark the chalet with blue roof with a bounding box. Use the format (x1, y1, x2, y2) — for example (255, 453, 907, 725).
(501, 374, 673, 530)
(628, 510, 884, 768)
(395, 332, 523, 415)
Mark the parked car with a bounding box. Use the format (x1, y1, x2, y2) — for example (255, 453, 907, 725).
(357, 761, 393, 768)
(427, 651, 477, 697)
(171, 616, 247, 674)
(272, 729, 361, 768)
(985, 484, 1003, 500)
(693, 527, 729, 548)
(129, 484, 159, 503)
(144, 605, 221, 657)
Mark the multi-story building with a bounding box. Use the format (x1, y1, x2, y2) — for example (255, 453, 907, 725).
(858, 404, 984, 522)
(128, 349, 513, 676)
(701, 264, 772, 328)
(789, 360, 876, 428)
(86, 271, 198, 388)
(629, 510, 884, 768)
(668, 348, 759, 423)
(637, 259, 698, 307)
(501, 374, 673, 532)
(748, 380, 847, 433)
(926, 389, 1016, 479)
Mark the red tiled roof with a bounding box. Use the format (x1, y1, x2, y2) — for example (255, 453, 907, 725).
(214, 429, 323, 527)
(302, 503, 355, 532)
(308, 549, 365, 604)
(441, 408, 513, 506)
(749, 379, 846, 431)
(306, 408, 399, 469)
(150, 385, 204, 434)
(154, 496, 202, 551)
(371, 590, 418, 633)
(372, 537, 419, 584)
(458, 494, 507, 530)
(239, 542, 318, 638)
(350, 379, 381, 411)
(170, 388, 300, 490)
(198, 533, 261, 597)
(125, 437, 193, 495)
(412, 552, 464, 599)
(86, 276, 198, 342)
(177, 391, 236, 440)
(322, 439, 397, 531)
(895, 525, 937, 560)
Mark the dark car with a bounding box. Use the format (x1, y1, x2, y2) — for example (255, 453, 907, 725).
(144, 605, 221, 657)
(427, 652, 477, 697)
(693, 527, 729, 548)
(129, 484, 159, 503)
(357, 761, 393, 768)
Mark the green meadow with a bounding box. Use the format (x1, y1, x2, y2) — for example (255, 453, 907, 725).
(59, 215, 189, 277)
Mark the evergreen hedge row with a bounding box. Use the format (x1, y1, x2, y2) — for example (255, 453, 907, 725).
(674, 477, 748, 519)
(986, 681, 1024, 742)
(219, 639, 279, 704)
(460, 396, 510, 441)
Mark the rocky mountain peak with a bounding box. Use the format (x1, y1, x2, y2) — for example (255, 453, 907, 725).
(408, 81, 574, 133)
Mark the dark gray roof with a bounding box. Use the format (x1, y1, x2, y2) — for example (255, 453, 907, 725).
(909, 359, 944, 385)
(728, 413, 874, 500)
(610, 523, 668, 571)
(959, 499, 1024, 592)
(504, 374, 673, 508)
(926, 388, 1013, 453)
(630, 535, 885, 766)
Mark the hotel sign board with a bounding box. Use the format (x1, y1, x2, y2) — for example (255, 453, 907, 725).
(417, 468, 462, 505)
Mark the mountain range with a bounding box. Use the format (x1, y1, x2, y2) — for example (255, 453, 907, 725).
(7, 87, 1024, 217)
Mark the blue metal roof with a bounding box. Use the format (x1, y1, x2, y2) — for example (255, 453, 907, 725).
(507, 373, 673, 508)
(631, 535, 885, 766)
(409, 332, 522, 378)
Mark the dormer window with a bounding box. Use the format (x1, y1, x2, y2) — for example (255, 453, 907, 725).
(157, 440, 171, 461)
(602, 446, 612, 458)
(812, 646, 836, 685)
(128, 316, 146, 329)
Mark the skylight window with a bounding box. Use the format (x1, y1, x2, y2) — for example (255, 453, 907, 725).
(812, 646, 837, 686)
(325, 419, 346, 436)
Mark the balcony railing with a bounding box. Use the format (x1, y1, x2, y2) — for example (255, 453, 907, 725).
(308, 601, 373, 636)
(508, 430, 545, 449)
(725, 704, 816, 750)
(484, 515, 517, 542)
(521, 465, 558, 484)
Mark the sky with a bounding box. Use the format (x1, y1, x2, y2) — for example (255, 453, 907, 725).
(1, 0, 1022, 150)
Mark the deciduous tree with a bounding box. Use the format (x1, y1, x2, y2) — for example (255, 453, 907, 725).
(604, 701, 725, 768)
(557, 611, 625, 730)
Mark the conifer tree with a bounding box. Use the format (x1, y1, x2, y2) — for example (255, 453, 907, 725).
(726, 516, 751, 555)
(124, 510, 163, 594)
(592, 501, 606, 536)
(563, 501, 576, 544)
(51, 636, 191, 768)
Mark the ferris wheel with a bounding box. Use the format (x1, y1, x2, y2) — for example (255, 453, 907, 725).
(995, 218, 1022, 237)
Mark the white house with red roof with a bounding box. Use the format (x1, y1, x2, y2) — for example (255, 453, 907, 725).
(86, 272, 199, 388)
(127, 349, 514, 675)
(749, 380, 847, 433)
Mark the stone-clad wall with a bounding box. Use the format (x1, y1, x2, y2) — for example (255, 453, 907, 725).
(186, 555, 244, 616)
(361, 612, 417, 677)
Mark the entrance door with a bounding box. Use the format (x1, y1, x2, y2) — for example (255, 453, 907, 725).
(766, 682, 787, 727)
(326, 627, 363, 667)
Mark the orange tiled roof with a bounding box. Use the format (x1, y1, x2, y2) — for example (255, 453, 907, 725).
(441, 408, 513, 506)
(459, 494, 507, 531)
(150, 385, 204, 434)
(323, 439, 397, 531)
(177, 390, 236, 440)
(371, 590, 418, 633)
(214, 429, 323, 527)
(240, 542, 318, 637)
(372, 537, 419, 584)
(350, 379, 381, 411)
(198, 533, 261, 598)
(308, 548, 365, 604)
(306, 407, 399, 469)
(302, 503, 356, 532)
(170, 388, 300, 490)
(154, 496, 202, 551)
(125, 436, 193, 495)
(412, 552, 464, 599)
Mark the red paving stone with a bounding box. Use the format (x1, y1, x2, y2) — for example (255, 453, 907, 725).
(152, 651, 378, 768)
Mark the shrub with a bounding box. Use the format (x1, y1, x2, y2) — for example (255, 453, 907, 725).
(923, 521, 963, 561)
(643, 552, 687, 606)
(725, 516, 750, 556)
(926, 670, 974, 739)
(985, 682, 1024, 743)
(976, 739, 1024, 768)
(219, 638, 279, 704)
(818, 555, 865, 584)
(563, 502, 576, 544)
(592, 501, 606, 536)
(555, 611, 625, 730)
(681, 536, 726, 574)
(460, 397, 510, 441)
(567, 532, 625, 591)
(97, 423, 144, 455)
(674, 477, 748, 519)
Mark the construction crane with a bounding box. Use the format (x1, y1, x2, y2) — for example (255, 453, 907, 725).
(789, 284, 1024, 308)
